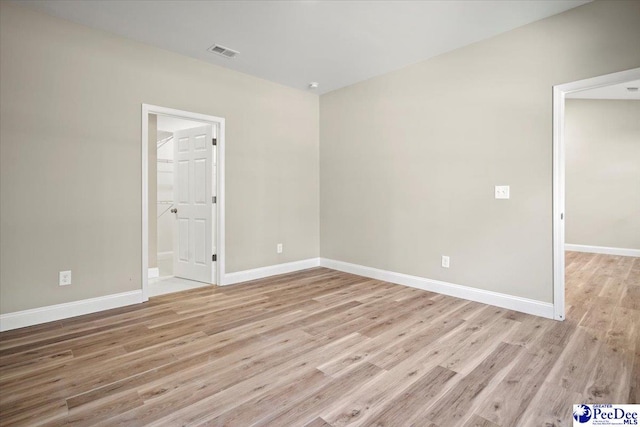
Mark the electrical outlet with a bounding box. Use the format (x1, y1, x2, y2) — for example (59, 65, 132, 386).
(441, 256, 450, 268)
(495, 185, 510, 199)
(277, 243, 283, 254)
(59, 270, 72, 286)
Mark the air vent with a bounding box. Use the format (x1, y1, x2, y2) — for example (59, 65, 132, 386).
(207, 44, 239, 59)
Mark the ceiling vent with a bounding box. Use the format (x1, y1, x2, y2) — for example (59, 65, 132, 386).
(207, 44, 239, 59)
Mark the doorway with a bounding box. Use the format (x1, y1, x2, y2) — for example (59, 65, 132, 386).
(142, 104, 225, 300)
(552, 67, 640, 321)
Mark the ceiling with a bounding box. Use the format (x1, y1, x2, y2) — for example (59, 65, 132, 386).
(567, 80, 640, 100)
(21, 0, 590, 94)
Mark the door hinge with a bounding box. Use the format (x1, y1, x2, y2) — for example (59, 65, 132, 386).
(212, 254, 217, 262)
(561, 213, 564, 220)
(212, 196, 217, 204)
(212, 138, 217, 146)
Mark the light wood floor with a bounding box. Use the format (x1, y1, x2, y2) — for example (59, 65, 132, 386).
(0, 252, 638, 426)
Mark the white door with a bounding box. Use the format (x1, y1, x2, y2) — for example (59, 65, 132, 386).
(173, 125, 214, 283)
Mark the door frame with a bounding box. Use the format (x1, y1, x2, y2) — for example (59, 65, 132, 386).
(141, 104, 226, 301)
(552, 67, 640, 321)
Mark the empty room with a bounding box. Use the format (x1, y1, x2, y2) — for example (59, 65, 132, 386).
(0, 1, 638, 426)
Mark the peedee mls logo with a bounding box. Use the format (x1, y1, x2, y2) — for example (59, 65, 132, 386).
(574, 405, 593, 423)
(573, 404, 639, 426)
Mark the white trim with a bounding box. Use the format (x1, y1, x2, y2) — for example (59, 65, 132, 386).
(217, 118, 226, 285)
(142, 107, 149, 300)
(320, 258, 555, 319)
(157, 251, 173, 261)
(148, 267, 160, 279)
(565, 244, 640, 257)
(0, 291, 144, 332)
(552, 85, 566, 321)
(552, 67, 640, 322)
(223, 258, 320, 286)
(142, 104, 226, 298)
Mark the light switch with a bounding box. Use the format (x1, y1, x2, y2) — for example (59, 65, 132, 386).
(495, 185, 510, 199)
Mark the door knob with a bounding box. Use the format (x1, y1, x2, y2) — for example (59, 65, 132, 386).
(171, 208, 178, 214)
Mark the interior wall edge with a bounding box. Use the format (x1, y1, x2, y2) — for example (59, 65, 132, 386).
(565, 244, 640, 258)
(0, 290, 144, 332)
(320, 258, 555, 320)
(222, 258, 321, 286)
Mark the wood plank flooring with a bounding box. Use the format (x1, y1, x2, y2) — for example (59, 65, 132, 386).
(0, 252, 638, 426)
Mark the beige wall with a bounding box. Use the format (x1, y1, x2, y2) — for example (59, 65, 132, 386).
(2, 1, 639, 315)
(565, 99, 640, 250)
(0, 3, 319, 313)
(320, 1, 640, 303)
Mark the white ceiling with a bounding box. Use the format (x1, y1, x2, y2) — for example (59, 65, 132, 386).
(567, 80, 640, 100)
(21, 0, 590, 94)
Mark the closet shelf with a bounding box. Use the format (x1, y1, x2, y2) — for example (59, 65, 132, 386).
(157, 135, 173, 150)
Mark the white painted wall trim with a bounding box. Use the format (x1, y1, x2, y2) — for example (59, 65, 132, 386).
(552, 67, 640, 322)
(0, 291, 144, 332)
(157, 251, 173, 261)
(320, 258, 555, 319)
(223, 258, 320, 286)
(565, 244, 640, 257)
(148, 267, 160, 279)
(220, 256, 554, 318)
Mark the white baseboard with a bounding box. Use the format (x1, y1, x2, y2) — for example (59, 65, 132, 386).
(320, 258, 555, 320)
(0, 290, 144, 332)
(157, 251, 173, 261)
(148, 267, 160, 279)
(565, 244, 640, 257)
(222, 258, 320, 286)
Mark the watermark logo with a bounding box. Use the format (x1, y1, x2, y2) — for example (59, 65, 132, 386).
(572, 404, 639, 426)
(574, 405, 592, 423)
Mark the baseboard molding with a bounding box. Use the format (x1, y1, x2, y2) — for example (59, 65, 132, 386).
(157, 251, 173, 261)
(0, 290, 145, 332)
(148, 267, 160, 279)
(320, 258, 554, 319)
(565, 244, 640, 257)
(222, 258, 320, 286)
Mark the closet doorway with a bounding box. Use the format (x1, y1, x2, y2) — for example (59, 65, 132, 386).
(142, 105, 225, 299)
